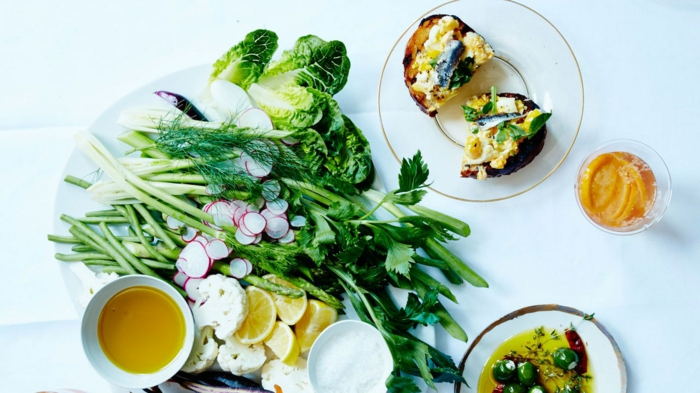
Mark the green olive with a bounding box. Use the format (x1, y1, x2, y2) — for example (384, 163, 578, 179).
(492, 359, 517, 382)
(517, 361, 537, 386)
(503, 384, 528, 393)
(553, 347, 579, 370)
(528, 386, 546, 393)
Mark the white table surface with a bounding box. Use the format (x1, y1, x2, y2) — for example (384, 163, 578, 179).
(1, 0, 699, 392)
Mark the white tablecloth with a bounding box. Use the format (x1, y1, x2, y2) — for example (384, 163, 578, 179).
(1, 0, 700, 392)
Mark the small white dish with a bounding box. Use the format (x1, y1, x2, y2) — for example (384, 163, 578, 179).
(307, 320, 393, 393)
(456, 305, 626, 393)
(81, 275, 195, 389)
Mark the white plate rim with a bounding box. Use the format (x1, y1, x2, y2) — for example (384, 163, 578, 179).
(376, 0, 585, 203)
(454, 304, 627, 393)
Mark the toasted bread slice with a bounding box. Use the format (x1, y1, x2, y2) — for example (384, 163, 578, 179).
(403, 14, 494, 117)
(460, 92, 548, 179)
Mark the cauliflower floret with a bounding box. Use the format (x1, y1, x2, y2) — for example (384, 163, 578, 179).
(261, 358, 312, 393)
(217, 336, 266, 376)
(69, 263, 119, 308)
(181, 326, 218, 373)
(192, 274, 248, 339)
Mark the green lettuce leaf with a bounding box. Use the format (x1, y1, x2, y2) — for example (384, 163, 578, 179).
(246, 84, 322, 129)
(210, 29, 278, 89)
(259, 35, 350, 95)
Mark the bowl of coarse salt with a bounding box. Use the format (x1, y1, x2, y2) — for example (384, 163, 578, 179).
(307, 319, 393, 393)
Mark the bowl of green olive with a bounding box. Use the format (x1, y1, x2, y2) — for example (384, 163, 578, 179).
(455, 305, 627, 393)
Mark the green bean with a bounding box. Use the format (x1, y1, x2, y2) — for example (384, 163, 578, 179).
(77, 216, 130, 224)
(55, 252, 112, 262)
(133, 204, 178, 250)
(99, 222, 158, 278)
(120, 204, 171, 263)
(85, 209, 123, 217)
(60, 215, 136, 274)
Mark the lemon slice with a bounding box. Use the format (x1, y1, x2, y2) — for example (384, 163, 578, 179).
(264, 321, 300, 366)
(294, 299, 338, 353)
(262, 274, 307, 325)
(235, 286, 277, 345)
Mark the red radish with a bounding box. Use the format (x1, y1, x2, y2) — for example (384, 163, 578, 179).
(242, 212, 266, 235)
(260, 209, 277, 220)
(262, 180, 281, 201)
(194, 236, 209, 246)
(176, 257, 186, 271)
(265, 216, 290, 239)
(281, 137, 300, 146)
(253, 233, 262, 244)
(205, 239, 230, 260)
(233, 206, 247, 226)
(237, 215, 256, 237)
(245, 202, 259, 213)
(231, 200, 248, 210)
(203, 201, 215, 212)
(229, 258, 250, 279)
(266, 198, 289, 215)
(182, 227, 199, 243)
(185, 278, 205, 302)
(237, 108, 273, 131)
(173, 271, 188, 287)
(208, 201, 231, 216)
(210, 79, 255, 118)
(235, 228, 256, 245)
(290, 215, 307, 228)
(212, 213, 235, 228)
(244, 159, 272, 178)
(254, 197, 265, 210)
(239, 152, 272, 178)
(178, 242, 211, 278)
(278, 229, 295, 244)
(166, 215, 184, 230)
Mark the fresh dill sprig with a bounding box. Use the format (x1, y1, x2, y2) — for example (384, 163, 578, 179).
(154, 115, 312, 201)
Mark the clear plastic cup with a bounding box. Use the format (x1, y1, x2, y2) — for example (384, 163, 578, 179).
(574, 139, 672, 235)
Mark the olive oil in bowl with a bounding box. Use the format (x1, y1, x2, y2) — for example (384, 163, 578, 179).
(81, 275, 194, 388)
(98, 286, 185, 373)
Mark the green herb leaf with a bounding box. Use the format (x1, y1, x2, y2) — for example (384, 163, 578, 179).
(398, 151, 429, 192)
(508, 124, 528, 140)
(490, 86, 498, 114)
(449, 57, 474, 89)
(370, 226, 415, 277)
(472, 127, 479, 134)
(327, 200, 363, 221)
(386, 373, 421, 393)
(403, 291, 440, 326)
(528, 111, 552, 137)
(462, 105, 478, 122)
(428, 57, 439, 68)
(495, 123, 509, 143)
(481, 102, 494, 114)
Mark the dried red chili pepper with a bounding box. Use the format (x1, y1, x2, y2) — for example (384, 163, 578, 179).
(565, 329, 588, 374)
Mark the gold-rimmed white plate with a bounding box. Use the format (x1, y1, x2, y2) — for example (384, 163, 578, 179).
(378, 0, 584, 202)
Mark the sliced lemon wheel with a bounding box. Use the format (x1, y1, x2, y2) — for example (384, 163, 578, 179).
(294, 299, 338, 353)
(264, 321, 300, 366)
(235, 286, 277, 345)
(262, 274, 307, 325)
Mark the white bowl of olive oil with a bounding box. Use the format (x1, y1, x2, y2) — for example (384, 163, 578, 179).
(81, 275, 195, 389)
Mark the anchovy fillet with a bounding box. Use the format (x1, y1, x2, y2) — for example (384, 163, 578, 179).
(434, 40, 465, 88)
